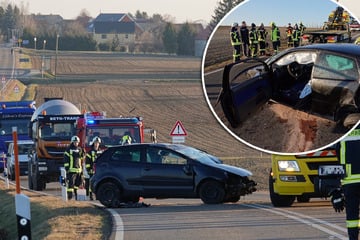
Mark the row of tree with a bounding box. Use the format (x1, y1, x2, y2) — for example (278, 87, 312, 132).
(0, 0, 243, 55)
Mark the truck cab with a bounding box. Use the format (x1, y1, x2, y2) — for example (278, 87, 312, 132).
(28, 99, 82, 191)
(269, 147, 343, 207)
(77, 112, 156, 151)
(0, 101, 36, 173)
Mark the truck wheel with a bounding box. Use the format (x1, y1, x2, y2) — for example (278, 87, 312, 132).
(33, 173, 45, 191)
(9, 168, 15, 181)
(28, 161, 34, 190)
(97, 182, 121, 208)
(269, 173, 295, 207)
(199, 180, 225, 204)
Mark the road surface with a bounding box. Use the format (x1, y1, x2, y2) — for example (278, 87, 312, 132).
(9, 176, 349, 239)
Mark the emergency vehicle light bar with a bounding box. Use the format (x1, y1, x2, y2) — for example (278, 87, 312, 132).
(86, 117, 143, 125)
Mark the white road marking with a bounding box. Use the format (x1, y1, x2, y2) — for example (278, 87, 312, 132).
(246, 203, 348, 240)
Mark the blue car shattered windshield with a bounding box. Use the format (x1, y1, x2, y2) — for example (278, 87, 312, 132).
(170, 144, 223, 164)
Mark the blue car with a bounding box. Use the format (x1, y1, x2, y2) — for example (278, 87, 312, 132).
(90, 143, 257, 208)
(220, 44, 360, 129)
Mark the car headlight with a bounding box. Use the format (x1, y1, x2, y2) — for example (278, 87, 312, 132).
(278, 160, 300, 172)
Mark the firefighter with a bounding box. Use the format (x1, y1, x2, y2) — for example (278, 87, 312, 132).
(240, 21, 250, 57)
(230, 22, 242, 62)
(270, 22, 280, 55)
(292, 24, 301, 47)
(64, 136, 85, 200)
(121, 131, 133, 145)
(329, 126, 360, 240)
(286, 23, 294, 47)
(299, 22, 306, 45)
(85, 136, 102, 200)
(249, 23, 258, 58)
(258, 23, 267, 56)
(299, 22, 306, 35)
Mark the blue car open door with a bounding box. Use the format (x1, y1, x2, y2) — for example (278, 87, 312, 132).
(220, 58, 272, 128)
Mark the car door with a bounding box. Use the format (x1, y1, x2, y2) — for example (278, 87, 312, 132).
(101, 146, 143, 191)
(310, 51, 360, 117)
(140, 146, 195, 198)
(220, 58, 271, 128)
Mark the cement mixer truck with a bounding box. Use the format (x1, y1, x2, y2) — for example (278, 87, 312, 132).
(28, 98, 83, 190)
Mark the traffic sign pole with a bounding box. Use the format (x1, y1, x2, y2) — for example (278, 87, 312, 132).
(12, 127, 32, 239)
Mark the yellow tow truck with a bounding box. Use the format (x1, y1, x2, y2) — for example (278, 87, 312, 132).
(269, 147, 344, 207)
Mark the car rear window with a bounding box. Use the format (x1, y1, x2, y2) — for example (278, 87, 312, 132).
(313, 53, 359, 81)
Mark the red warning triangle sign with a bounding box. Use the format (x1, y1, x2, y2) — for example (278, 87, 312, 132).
(170, 120, 187, 136)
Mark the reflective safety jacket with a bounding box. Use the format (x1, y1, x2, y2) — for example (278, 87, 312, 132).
(338, 127, 360, 185)
(121, 135, 132, 145)
(293, 29, 300, 41)
(258, 28, 267, 42)
(85, 148, 102, 175)
(230, 28, 242, 46)
(271, 26, 280, 42)
(249, 28, 258, 44)
(64, 144, 84, 173)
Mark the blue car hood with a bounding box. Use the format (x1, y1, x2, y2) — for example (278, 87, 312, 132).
(202, 160, 253, 177)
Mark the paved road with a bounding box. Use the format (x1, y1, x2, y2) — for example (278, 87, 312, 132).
(13, 176, 349, 240)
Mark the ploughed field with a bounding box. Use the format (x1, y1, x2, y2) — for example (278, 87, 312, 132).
(27, 53, 270, 190)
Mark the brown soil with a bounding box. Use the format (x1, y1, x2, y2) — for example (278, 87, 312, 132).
(204, 26, 348, 154)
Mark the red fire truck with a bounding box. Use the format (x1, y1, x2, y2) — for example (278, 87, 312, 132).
(77, 112, 156, 150)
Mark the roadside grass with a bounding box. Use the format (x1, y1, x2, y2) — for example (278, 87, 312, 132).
(0, 181, 112, 240)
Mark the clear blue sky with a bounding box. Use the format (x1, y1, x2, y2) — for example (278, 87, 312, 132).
(221, 0, 350, 28)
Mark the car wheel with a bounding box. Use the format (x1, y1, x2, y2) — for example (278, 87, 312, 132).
(269, 173, 295, 207)
(199, 180, 225, 204)
(97, 182, 121, 208)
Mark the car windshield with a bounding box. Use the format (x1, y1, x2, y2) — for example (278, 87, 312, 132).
(274, 52, 317, 66)
(173, 145, 222, 164)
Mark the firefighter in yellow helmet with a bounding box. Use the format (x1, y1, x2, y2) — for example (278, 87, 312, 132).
(63, 136, 85, 200)
(329, 126, 360, 240)
(230, 22, 242, 62)
(85, 136, 102, 200)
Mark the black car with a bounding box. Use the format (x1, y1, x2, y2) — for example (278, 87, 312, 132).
(219, 43, 360, 128)
(90, 143, 256, 208)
